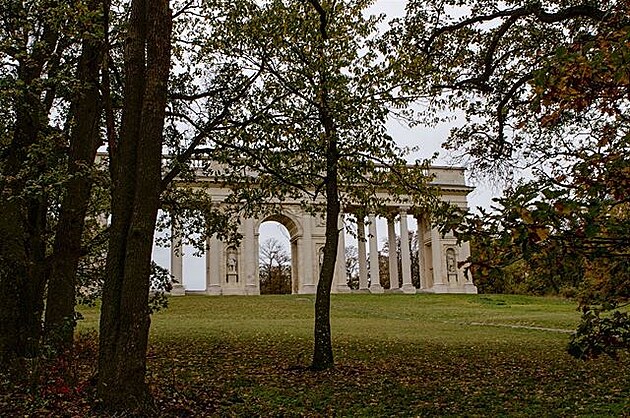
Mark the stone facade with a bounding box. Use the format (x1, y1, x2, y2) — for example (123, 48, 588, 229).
(169, 165, 478, 295)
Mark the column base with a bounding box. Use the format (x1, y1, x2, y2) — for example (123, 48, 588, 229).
(463, 283, 478, 294)
(246, 284, 260, 295)
(299, 284, 317, 294)
(369, 284, 384, 294)
(354, 288, 371, 294)
(222, 288, 249, 295)
(431, 283, 449, 293)
(401, 284, 417, 294)
(185, 290, 207, 295)
(386, 287, 402, 294)
(170, 284, 186, 296)
(333, 285, 352, 294)
(206, 285, 222, 295)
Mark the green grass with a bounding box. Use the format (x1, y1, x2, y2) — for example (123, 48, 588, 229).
(70, 294, 630, 416)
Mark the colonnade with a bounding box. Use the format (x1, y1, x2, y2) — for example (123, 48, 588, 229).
(168, 206, 478, 296)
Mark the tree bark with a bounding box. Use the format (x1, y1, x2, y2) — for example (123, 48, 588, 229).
(311, 76, 339, 370)
(96, 0, 171, 412)
(0, 18, 58, 363)
(311, 152, 340, 370)
(44, 0, 106, 352)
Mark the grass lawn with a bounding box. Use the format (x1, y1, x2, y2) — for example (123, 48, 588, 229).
(5, 294, 630, 416)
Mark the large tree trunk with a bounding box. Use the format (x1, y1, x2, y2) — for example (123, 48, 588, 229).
(0, 22, 57, 362)
(96, 0, 171, 412)
(0, 200, 29, 363)
(44, 0, 106, 352)
(0, 112, 50, 363)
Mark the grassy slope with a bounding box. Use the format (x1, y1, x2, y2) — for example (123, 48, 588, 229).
(73, 294, 630, 416)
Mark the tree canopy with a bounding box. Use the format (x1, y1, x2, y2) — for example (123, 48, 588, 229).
(399, 0, 630, 358)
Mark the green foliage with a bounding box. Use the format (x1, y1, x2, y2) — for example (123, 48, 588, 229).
(399, 0, 629, 177)
(569, 307, 630, 360)
(400, 0, 630, 358)
(148, 262, 174, 314)
(195, 0, 437, 214)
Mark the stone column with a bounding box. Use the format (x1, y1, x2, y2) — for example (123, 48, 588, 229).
(170, 217, 185, 295)
(207, 235, 222, 295)
(430, 227, 448, 293)
(334, 214, 351, 293)
(300, 215, 316, 294)
(243, 218, 259, 295)
(415, 214, 427, 290)
(357, 216, 369, 291)
(367, 213, 383, 293)
(254, 230, 260, 292)
(387, 215, 400, 291)
(399, 209, 415, 293)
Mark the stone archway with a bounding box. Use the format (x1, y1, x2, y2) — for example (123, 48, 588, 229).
(257, 213, 301, 294)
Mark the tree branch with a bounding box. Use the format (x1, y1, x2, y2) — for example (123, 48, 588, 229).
(305, 0, 329, 40)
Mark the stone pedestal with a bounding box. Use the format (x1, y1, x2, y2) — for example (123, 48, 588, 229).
(432, 283, 449, 293)
(246, 284, 260, 295)
(299, 284, 317, 294)
(206, 284, 222, 295)
(401, 284, 416, 294)
(170, 284, 186, 296)
(464, 283, 478, 294)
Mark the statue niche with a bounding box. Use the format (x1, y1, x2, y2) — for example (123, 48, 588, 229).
(226, 247, 239, 283)
(446, 248, 457, 283)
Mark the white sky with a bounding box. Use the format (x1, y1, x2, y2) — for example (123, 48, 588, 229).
(152, 0, 501, 290)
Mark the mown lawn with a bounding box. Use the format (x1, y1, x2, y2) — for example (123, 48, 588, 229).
(4, 294, 630, 416)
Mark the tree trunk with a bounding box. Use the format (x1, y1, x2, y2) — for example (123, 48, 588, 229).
(0, 27, 56, 362)
(311, 78, 339, 370)
(0, 200, 29, 364)
(44, 0, 106, 352)
(97, 0, 171, 412)
(311, 168, 340, 370)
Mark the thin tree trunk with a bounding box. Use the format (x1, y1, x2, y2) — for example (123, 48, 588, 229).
(311, 164, 340, 370)
(311, 76, 339, 370)
(309, 0, 339, 371)
(97, 0, 171, 412)
(44, 0, 106, 351)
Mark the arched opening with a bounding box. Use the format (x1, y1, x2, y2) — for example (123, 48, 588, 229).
(258, 214, 298, 294)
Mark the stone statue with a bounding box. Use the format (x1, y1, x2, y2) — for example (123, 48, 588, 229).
(227, 250, 238, 274)
(446, 248, 456, 274)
